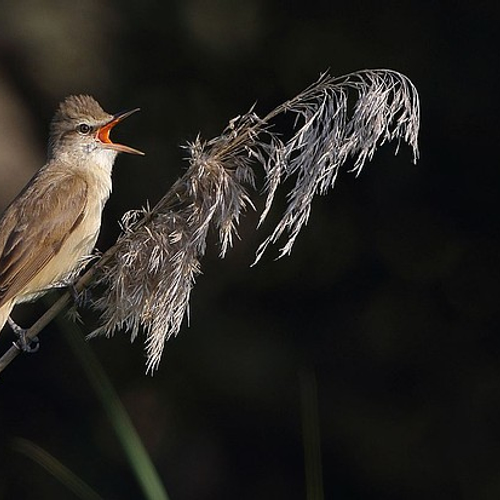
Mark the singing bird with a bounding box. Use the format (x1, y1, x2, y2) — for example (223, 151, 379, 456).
(0, 95, 144, 349)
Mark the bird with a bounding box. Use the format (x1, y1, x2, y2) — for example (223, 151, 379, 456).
(0, 95, 144, 350)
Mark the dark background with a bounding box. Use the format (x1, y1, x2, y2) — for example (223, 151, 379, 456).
(0, 1, 499, 499)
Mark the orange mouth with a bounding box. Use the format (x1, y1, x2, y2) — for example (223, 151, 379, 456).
(97, 108, 144, 155)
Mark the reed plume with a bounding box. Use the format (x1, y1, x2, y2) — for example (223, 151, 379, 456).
(92, 69, 420, 372)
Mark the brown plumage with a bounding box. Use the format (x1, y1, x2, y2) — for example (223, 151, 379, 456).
(0, 95, 143, 340)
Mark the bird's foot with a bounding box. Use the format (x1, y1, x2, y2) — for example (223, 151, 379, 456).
(8, 317, 40, 353)
(68, 283, 92, 308)
(50, 277, 91, 308)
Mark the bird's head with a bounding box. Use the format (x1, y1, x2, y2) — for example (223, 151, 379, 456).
(48, 95, 144, 163)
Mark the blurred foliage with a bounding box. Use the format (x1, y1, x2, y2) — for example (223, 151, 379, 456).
(0, 1, 499, 499)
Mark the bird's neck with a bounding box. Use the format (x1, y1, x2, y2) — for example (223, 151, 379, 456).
(53, 149, 117, 202)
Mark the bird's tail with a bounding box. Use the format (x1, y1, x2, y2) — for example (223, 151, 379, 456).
(0, 300, 14, 334)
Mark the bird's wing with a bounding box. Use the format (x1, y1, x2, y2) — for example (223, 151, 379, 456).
(0, 173, 89, 307)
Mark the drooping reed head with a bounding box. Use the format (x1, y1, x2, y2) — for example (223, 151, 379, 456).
(92, 69, 420, 372)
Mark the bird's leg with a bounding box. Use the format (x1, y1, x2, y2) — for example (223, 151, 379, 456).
(65, 254, 99, 308)
(8, 317, 40, 353)
(68, 282, 92, 308)
(47, 278, 92, 308)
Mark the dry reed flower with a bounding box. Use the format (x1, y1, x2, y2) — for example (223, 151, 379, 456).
(92, 69, 420, 372)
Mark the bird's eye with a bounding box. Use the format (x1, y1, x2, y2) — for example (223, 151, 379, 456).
(77, 123, 92, 135)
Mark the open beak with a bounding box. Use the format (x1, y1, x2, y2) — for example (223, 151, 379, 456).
(97, 108, 145, 155)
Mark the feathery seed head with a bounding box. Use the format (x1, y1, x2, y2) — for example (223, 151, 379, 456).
(92, 69, 420, 372)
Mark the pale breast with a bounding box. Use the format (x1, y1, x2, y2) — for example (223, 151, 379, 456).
(18, 176, 110, 300)
(18, 212, 101, 298)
